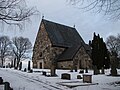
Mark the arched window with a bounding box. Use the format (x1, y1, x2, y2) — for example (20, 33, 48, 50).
(40, 52, 42, 57)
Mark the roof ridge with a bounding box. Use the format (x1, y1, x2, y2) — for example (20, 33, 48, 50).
(42, 19, 75, 29)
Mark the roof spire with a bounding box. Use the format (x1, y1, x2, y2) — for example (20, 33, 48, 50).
(73, 24, 75, 28)
(42, 14, 44, 19)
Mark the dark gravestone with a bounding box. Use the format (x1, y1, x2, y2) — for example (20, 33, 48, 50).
(4, 82, 10, 90)
(70, 66, 73, 72)
(77, 75, 82, 79)
(70, 67, 73, 72)
(79, 69, 84, 73)
(75, 69, 77, 72)
(3, 66, 5, 68)
(85, 67, 88, 73)
(29, 69, 33, 73)
(93, 66, 100, 75)
(74, 66, 77, 72)
(24, 68, 26, 72)
(10, 87, 13, 90)
(70, 70, 73, 72)
(42, 71, 46, 76)
(101, 67, 105, 74)
(61, 73, 71, 80)
(0, 77, 3, 84)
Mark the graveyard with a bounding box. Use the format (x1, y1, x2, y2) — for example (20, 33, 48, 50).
(0, 0, 120, 90)
(0, 66, 120, 90)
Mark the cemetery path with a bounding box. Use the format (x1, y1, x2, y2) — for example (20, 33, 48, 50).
(0, 69, 64, 90)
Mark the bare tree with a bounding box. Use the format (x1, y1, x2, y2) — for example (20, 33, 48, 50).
(0, 0, 37, 28)
(69, 0, 120, 19)
(12, 36, 32, 69)
(106, 34, 120, 75)
(0, 36, 11, 67)
(106, 34, 120, 57)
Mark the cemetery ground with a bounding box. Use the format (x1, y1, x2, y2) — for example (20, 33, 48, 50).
(0, 68, 120, 90)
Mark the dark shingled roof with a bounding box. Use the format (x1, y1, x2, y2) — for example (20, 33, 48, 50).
(42, 19, 90, 61)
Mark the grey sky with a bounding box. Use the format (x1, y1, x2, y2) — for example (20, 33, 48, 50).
(0, 0, 120, 44)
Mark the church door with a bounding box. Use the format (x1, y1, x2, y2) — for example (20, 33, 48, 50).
(40, 62, 42, 69)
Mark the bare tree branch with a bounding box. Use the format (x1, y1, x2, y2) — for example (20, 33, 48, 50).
(106, 34, 120, 57)
(69, 0, 120, 20)
(0, 0, 38, 29)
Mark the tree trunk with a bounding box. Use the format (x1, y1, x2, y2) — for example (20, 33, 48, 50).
(10, 60, 13, 68)
(51, 65, 56, 76)
(19, 62, 22, 70)
(16, 57, 20, 69)
(93, 65, 100, 75)
(50, 55, 57, 76)
(110, 55, 118, 76)
(28, 61, 31, 71)
(13, 58, 16, 68)
(1, 58, 4, 68)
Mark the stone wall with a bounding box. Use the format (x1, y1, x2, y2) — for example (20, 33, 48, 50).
(56, 46, 92, 70)
(32, 22, 65, 69)
(73, 46, 92, 69)
(57, 61, 73, 69)
(32, 22, 50, 68)
(43, 47, 65, 69)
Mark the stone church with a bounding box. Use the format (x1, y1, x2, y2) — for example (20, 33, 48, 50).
(32, 19, 92, 70)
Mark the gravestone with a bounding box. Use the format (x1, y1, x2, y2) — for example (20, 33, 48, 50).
(85, 67, 88, 73)
(70, 67, 73, 72)
(79, 69, 84, 73)
(4, 82, 13, 90)
(93, 65, 100, 75)
(77, 75, 82, 79)
(24, 68, 26, 72)
(61, 73, 71, 80)
(83, 74, 92, 83)
(101, 67, 105, 74)
(42, 71, 46, 76)
(0, 77, 3, 84)
(74, 66, 77, 72)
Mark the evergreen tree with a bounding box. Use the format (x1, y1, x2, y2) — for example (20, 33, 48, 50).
(91, 33, 110, 70)
(91, 33, 99, 68)
(103, 43, 110, 69)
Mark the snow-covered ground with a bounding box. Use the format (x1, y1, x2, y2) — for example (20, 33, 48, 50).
(0, 68, 120, 90)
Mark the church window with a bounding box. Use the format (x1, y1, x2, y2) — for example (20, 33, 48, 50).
(40, 52, 42, 57)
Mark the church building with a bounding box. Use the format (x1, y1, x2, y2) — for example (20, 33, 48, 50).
(32, 19, 92, 70)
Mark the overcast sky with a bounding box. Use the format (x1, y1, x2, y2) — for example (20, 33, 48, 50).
(0, 0, 120, 45)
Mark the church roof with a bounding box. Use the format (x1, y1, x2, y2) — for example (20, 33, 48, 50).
(42, 19, 90, 61)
